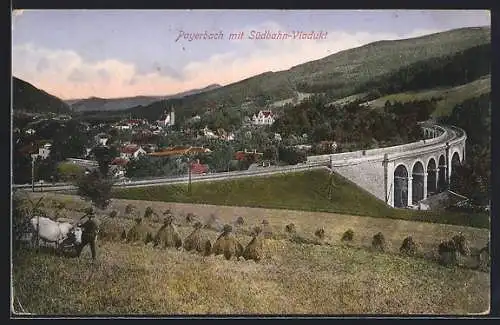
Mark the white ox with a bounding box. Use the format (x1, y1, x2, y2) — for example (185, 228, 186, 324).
(30, 216, 83, 249)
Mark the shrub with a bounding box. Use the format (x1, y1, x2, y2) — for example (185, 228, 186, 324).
(109, 210, 118, 218)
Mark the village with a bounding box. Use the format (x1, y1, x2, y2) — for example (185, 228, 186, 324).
(13, 105, 340, 185)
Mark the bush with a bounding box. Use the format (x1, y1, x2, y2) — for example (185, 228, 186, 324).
(109, 210, 118, 218)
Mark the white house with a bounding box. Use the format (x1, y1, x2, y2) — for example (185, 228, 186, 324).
(159, 108, 175, 127)
(202, 126, 217, 138)
(120, 144, 147, 160)
(115, 124, 131, 130)
(38, 143, 52, 159)
(252, 110, 275, 126)
(25, 128, 36, 135)
(95, 133, 109, 146)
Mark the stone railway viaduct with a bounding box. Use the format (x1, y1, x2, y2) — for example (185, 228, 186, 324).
(306, 122, 467, 208)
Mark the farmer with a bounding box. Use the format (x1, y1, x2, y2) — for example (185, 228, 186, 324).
(76, 207, 99, 260)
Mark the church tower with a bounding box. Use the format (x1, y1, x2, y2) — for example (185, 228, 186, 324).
(170, 106, 175, 126)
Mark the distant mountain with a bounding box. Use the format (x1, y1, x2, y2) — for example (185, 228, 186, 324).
(122, 26, 490, 123)
(67, 83, 221, 112)
(12, 77, 71, 114)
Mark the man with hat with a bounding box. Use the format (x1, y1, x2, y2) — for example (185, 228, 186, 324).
(76, 207, 99, 260)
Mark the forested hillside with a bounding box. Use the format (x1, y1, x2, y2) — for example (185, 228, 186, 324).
(13, 77, 71, 114)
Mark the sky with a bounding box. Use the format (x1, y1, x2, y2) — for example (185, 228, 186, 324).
(12, 10, 490, 100)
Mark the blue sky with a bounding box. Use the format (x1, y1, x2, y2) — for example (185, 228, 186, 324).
(12, 10, 490, 99)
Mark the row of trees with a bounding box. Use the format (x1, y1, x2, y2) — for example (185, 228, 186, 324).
(357, 44, 490, 97)
(270, 95, 433, 149)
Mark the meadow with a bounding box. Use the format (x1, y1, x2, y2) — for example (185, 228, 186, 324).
(12, 192, 490, 315)
(111, 170, 490, 229)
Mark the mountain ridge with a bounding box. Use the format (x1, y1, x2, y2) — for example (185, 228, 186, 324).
(66, 83, 222, 112)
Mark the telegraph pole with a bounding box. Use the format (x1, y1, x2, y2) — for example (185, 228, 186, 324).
(328, 155, 333, 200)
(31, 154, 36, 192)
(188, 158, 192, 195)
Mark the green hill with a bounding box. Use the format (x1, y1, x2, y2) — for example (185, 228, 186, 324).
(112, 170, 489, 229)
(362, 75, 491, 117)
(122, 26, 490, 123)
(12, 77, 71, 114)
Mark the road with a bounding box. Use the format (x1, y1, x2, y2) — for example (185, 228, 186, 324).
(13, 164, 329, 192)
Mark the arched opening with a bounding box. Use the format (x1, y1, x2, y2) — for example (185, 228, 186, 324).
(437, 155, 447, 192)
(451, 152, 461, 168)
(449, 151, 461, 181)
(412, 161, 425, 204)
(394, 165, 409, 208)
(427, 158, 437, 196)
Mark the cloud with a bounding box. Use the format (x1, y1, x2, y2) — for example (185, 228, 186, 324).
(12, 23, 444, 99)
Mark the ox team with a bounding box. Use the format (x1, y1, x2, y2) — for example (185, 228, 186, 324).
(30, 207, 99, 260)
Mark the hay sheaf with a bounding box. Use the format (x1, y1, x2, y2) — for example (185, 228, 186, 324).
(341, 229, 354, 242)
(234, 216, 245, 226)
(400, 236, 418, 256)
(285, 223, 296, 234)
(154, 217, 182, 249)
(371, 232, 386, 252)
(451, 233, 471, 256)
(97, 218, 129, 242)
(242, 226, 264, 262)
(314, 228, 325, 240)
(126, 218, 154, 245)
(183, 222, 212, 256)
(477, 241, 490, 271)
(212, 225, 244, 260)
(438, 233, 471, 267)
(261, 220, 273, 239)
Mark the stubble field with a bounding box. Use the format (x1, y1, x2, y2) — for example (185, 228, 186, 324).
(12, 193, 490, 315)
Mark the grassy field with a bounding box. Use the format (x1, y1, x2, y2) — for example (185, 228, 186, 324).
(13, 192, 490, 315)
(362, 75, 491, 117)
(111, 170, 490, 229)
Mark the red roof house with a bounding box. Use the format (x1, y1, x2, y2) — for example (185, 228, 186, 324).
(111, 158, 129, 166)
(190, 159, 209, 174)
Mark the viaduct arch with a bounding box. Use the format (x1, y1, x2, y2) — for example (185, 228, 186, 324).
(307, 123, 467, 208)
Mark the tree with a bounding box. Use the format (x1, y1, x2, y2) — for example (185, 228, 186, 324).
(207, 142, 234, 172)
(76, 170, 113, 210)
(92, 146, 118, 176)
